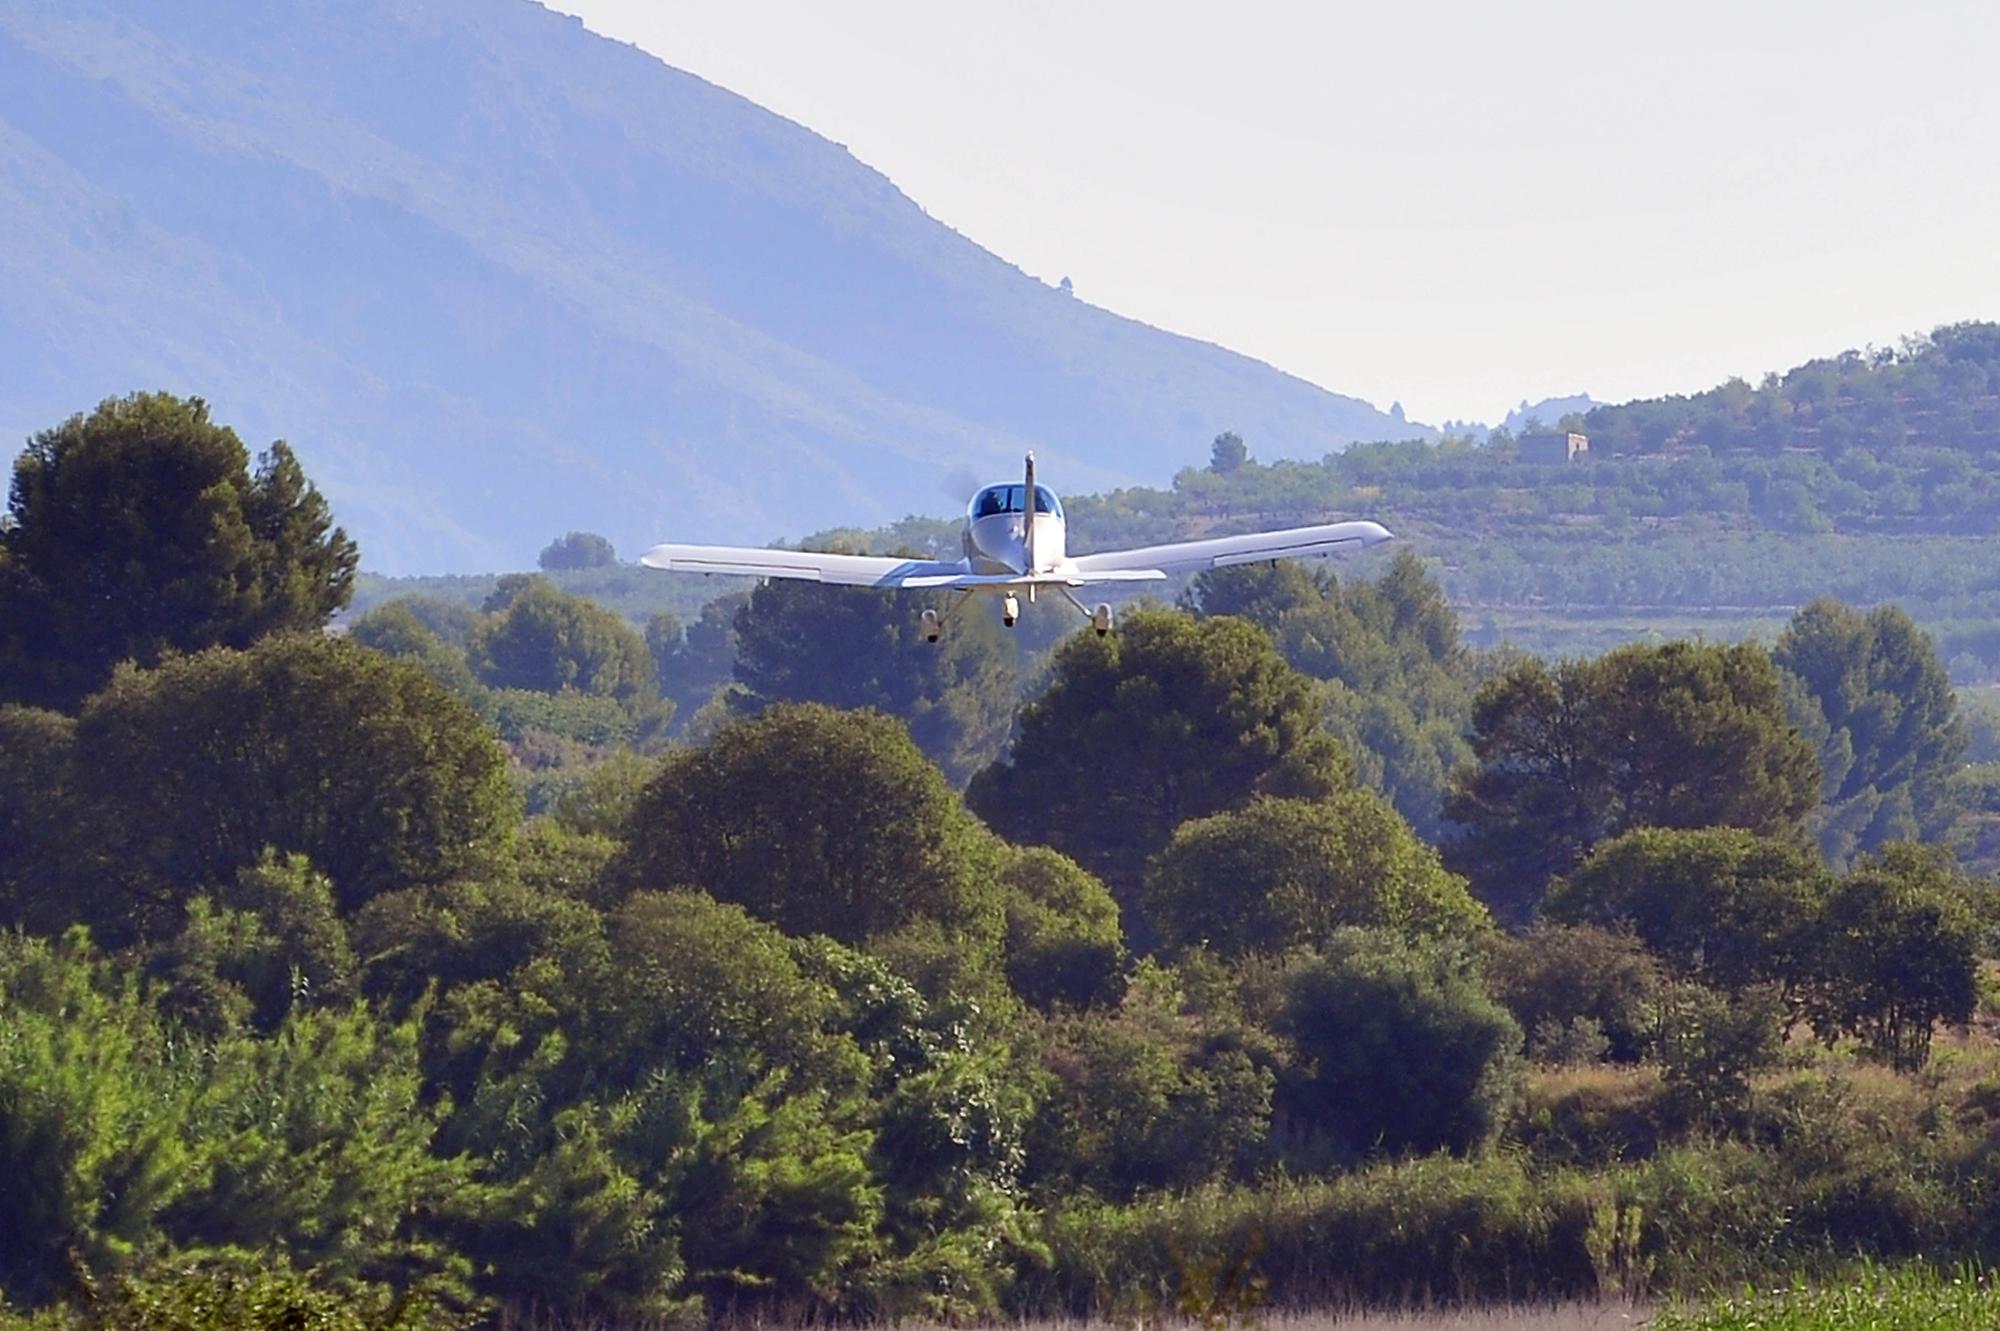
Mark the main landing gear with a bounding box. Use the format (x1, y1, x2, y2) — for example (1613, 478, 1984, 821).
(1058, 588, 1113, 637)
(920, 592, 973, 644)
(920, 589, 1114, 642)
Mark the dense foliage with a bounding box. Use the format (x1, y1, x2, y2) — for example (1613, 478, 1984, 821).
(7, 390, 2000, 1327)
(1447, 640, 1822, 920)
(0, 394, 356, 711)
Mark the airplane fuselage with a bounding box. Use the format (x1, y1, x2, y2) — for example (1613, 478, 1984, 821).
(965, 507, 1067, 576)
(963, 453, 1070, 579)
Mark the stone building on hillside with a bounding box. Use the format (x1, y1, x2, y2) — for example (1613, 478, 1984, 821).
(1518, 429, 1590, 463)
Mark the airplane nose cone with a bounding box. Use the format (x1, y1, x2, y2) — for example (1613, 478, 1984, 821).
(1364, 521, 1394, 545)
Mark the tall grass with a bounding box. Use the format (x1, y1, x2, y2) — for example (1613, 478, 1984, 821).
(1653, 1264, 2000, 1330)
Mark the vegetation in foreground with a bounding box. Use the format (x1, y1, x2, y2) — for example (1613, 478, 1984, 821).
(1655, 1265, 2000, 1330)
(4, 393, 2000, 1329)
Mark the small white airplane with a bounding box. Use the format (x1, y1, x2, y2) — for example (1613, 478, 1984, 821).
(641, 453, 1392, 640)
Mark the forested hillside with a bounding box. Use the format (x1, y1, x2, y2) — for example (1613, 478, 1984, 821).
(0, 0, 1416, 573)
(7, 393, 2000, 1329)
(721, 324, 2000, 677)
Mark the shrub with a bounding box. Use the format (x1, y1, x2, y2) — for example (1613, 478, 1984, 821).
(1487, 923, 1664, 1063)
(1276, 930, 1524, 1158)
(1143, 794, 1487, 958)
(999, 847, 1127, 1011)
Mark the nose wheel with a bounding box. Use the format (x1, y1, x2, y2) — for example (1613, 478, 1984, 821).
(1001, 593, 1020, 627)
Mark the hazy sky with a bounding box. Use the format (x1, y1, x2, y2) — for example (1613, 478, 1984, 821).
(550, 0, 2000, 426)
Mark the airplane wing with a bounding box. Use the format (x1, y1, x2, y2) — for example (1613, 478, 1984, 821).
(1069, 520, 1393, 579)
(640, 544, 971, 588)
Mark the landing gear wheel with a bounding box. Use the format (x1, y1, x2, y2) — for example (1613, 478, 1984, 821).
(920, 608, 942, 643)
(1002, 593, 1020, 628)
(1092, 603, 1113, 637)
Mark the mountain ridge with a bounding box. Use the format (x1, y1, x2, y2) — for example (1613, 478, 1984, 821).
(0, 0, 1425, 572)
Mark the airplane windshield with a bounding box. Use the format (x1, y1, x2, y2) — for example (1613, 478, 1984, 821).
(971, 485, 1064, 519)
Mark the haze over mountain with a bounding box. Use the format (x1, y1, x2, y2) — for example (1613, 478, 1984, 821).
(0, 0, 1426, 573)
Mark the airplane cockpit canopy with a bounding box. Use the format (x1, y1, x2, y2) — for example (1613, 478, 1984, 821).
(970, 484, 1064, 520)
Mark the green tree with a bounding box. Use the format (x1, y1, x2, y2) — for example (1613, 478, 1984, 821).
(597, 890, 864, 1088)
(1208, 431, 1248, 474)
(387, 594, 479, 648)
(470, 577, 665, 723)
(1654, 980, 1785, 1120)
(0, 394, 357, 710)
(0, 931, 191, 1305)
(144, 852, 357, 1035)
(162, 1005, 476, 1302)
(1025, 960, 1272, 1199)
(567, 895, 885, 1316)
(998, 847, 1127, 1011)
(1275, 931, 1523, 1158)
(72, 633, 516, 931)
(1546, 827, 1829, 993)
(347, 600, 481, 698)
(538, 530, 618, 570)
(1447, 641, 1821, 921)
(0, 706, 78, 934)
(0, 931, 471, 1310)
(968, 611, 1351, 912)
(1144, 794, 1486, 959)
(1803, 845, 1981, 1071)
(1775, 599, 1968, 858)
(650, 592, 748, 725)
(1484, 924, 1664, 1064)
(731, 576, 1019, 784)
(613, 704, 1005, 967)
(1188, 554, 1473, 840)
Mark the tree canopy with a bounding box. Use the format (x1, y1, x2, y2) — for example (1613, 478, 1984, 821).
(731, 577, 1019, 784)
(1546, 827, 1829, 991)
(0, 393, 356, 710)
(1447, 641, 1822, 920)
(968, 610, 1351, 908)
(538, 531, 618, 570)
(69, 633, 516, 933)
(1775, 598, 1967, 860)
(1144, 793, 1486, 958)
(1187, 553, 1472, 839)
(613, 704, 1005, 965)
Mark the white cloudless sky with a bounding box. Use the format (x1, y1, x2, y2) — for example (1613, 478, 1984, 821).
(547, 0, 2000, 426)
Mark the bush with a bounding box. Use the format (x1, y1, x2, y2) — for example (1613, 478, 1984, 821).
(1486, 923, 1664, 1063)
(613, 704, 1005, 966)
(1655, 981, 1786, 1121)
(0, 1265, 467, 1331)
(1143, 794, 1487, 958)
(1546, 826, 1828, 992)
(1025, 962, 1272, 1199)
(999, 847, 1127, 1011)
(1275, 931, 1524, 1158)
(1517, 1064, 1679, 1166)
(1804, 844, 1981, 1071)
